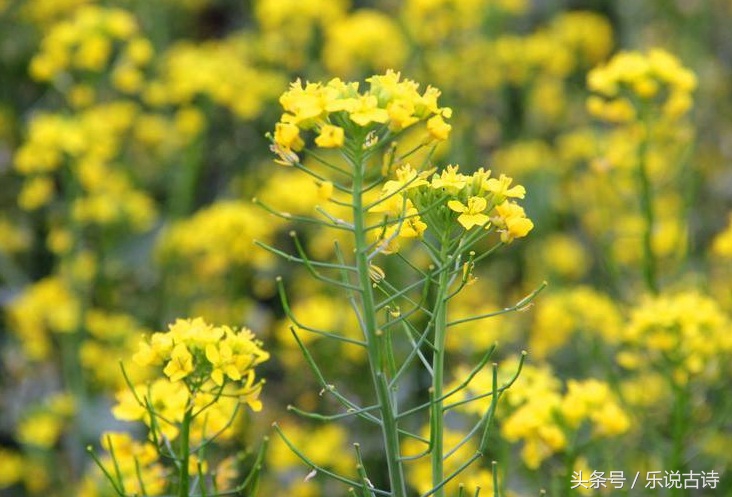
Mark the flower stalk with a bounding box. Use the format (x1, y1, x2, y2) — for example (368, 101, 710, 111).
(637, 120, 658, 294)
(264, 71, 535, 496)
(351, 142, 408, 497)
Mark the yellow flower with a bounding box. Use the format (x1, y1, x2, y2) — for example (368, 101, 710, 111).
(0, 449, 23, 488)
(111, 388, 147, 422)
(323, 10, 408, 78)
(712, 213, 732, 257)
(448, 196, 490, 230)
(100, 432, 167, 495)
(279, 80, 325, 125)
(386, 99, 419, 131)
(494, 201, 534, 242)
(18, 176, 55, 210)
(382, 164, 429, 195)
(215, 456, 239, 491)
(163, 343, 194, 382)
(317, 180, 334, 201)
(17, 412, 64, 448)
(314, 124, 344, 148)
(400, 207, 428, 238)
(592, 402, 631, 437)
(274, 122, 304, 151)
(349, 95, 389, 126)
(205, 342, 241, 386)
(112, 379, 189, 439)
(125, 37, 154, 65)
(426, 114, 451, 141)
(484, 173, 526, 200)
(133, 332, 173, 367)
(431, 164, 467, 193)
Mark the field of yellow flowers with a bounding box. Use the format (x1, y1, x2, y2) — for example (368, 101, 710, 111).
(1, 1, 732, 496)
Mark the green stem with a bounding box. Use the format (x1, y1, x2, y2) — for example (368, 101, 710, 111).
(178, 407, 193, 497)
(637, 121, 658, 294)
(351, 149, 407, 497)
(562, 449, 578, 497)
(169, 135, 203, 218)
(670, 382, 689, 497)
(430, 240, 451, 497)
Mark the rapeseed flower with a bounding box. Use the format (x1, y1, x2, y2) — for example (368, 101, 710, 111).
(430, 164, 467, 193)
(447, 196, 490, 230)
(587, 48, 696, 122)
(116, 317, 269, 445)
(272, 71, 452, 157)
(314, 124, 345, 148)
(493, 201, 534, 242)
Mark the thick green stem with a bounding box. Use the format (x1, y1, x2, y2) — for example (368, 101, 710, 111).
(178, 407, 193, 497)
(637, 122, 658, 294)
(351, 151, 407, 497)
(430, 244, 451, 497)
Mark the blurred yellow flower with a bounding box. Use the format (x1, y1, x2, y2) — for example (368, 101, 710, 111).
(314, 124, 345, 148)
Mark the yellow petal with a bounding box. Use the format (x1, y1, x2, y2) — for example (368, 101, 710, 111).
(447, 200, 467, 213)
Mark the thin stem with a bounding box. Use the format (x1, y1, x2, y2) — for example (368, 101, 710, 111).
(447, 281, 547, 327)
(477, 363, 500, 454)
(293, 161, 352, 194)
(430, 236, 451, 497)
(422, 453, 482, 497)
(278, 279, 367, 347)
(398, 344, 496, 420)
(272, 423, 390, 496)
(224, 436, 268, 495)
(492, 461, 499, 497)
(252, 197, 354, 231)
(637, 118, 658, 294)
(355, 443, 378, 497)
(178, 407, 193, 497)
(290, 328, 381, 426)
(303, 148, 353, 177)
(444, 352, 527, 412)
(86, 446, 125, 497)
(392, 319, 434, 388)
(351, 145, 408, 497)
(670, 380, 689, 497)
(254, 239, 356, 273)
(287, 404, 380, 422)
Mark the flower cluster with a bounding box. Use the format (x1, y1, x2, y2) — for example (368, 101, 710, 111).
(13, 101, 157, 230)
(0, 395, 74, 493)
(587, 48, 697, 122)
(271, 70, 452, 161)
(529, 286, 623, 358)
(403, 0, 528, 47)
(618, 292, 732, 384)
(322, 10, 408, 77)
(29, 6, 143, 84)
(113, 318, 269, 442)
(372, 163, 533, 251)
(446, 358, 630, 470)
(156, 201, 279, 277)
(151, 37, 285, 118)
(501, 372, 630, 469)
(6, 276, 80, 361)
(132, 317, 268, 391)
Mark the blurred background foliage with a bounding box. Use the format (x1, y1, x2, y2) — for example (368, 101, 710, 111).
(1, 0, 732, 495)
